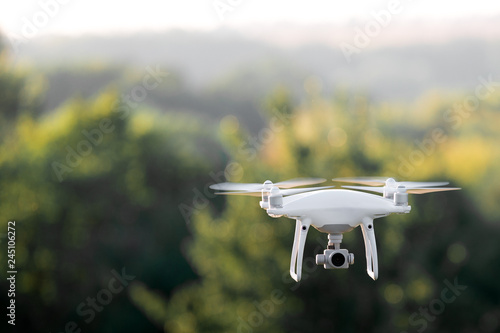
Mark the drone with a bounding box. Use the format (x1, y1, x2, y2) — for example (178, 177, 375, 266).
(210, 177, 460, 281)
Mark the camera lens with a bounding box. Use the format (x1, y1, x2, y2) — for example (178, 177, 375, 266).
(331, 252, 346, 267)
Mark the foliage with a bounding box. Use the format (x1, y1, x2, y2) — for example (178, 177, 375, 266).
(1, 38, 500, 332)
(149, 88, 500, 333)
(0, 57, 228, 331)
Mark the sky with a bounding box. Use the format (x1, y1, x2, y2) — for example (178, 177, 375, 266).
(1, 0, 500, 38)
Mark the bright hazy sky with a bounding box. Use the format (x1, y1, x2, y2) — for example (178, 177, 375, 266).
(2, 0, 500, 37)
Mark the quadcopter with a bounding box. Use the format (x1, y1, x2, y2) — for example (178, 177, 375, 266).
(210, 177, 460, 281)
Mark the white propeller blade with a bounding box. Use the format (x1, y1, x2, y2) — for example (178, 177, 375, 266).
(210, 177, 326, 191)
(398, 181, 449, 187)
(406, 187, 461, 194)
(333, 177, 449, 188)
(342, 186, 385, 193)
(275, 178, 326, 188)
(332, 177, 388, 186)
(342, 185, 461, 194)
(214, 186, 333, 197)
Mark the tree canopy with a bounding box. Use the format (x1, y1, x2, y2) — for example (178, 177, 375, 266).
(1, 37, 500, 332)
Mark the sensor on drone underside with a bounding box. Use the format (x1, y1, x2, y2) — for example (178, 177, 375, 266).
(316, 234, 354, 269)
(316, 249, 355, 269)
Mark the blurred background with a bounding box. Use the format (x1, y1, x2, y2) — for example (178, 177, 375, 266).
(1, 1, 500, 332)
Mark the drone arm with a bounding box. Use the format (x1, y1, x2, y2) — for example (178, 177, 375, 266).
(360, 217, 378, 280)
(290, 218, 311, 282)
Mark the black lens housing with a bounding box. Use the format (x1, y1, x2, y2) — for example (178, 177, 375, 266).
(331, 252, 346, 267)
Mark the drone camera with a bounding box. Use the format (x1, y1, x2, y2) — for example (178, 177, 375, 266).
(316, 249, 354, 269)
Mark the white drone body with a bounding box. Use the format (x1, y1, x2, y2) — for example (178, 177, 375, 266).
(210, 177, 460, 281)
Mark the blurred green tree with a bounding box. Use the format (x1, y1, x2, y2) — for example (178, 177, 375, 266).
(137, 88, 500, 333)
(2, 31, 500, 332)
(0, 75, 229, 331)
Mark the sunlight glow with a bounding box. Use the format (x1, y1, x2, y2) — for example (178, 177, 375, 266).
(1, 0, 500, 37)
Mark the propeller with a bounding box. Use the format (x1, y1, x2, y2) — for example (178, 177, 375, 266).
(342, 185, 461, 194)
(214, 186, 333, 197)
(210, 177, 326, 192)
(332, 177, 449, 188)
(332, 177, 390, 186)
(333, 177, 460, 197)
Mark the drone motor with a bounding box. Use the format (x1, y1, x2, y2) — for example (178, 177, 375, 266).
(269, 187, 283, 209)
(394, 185, 409, 206)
